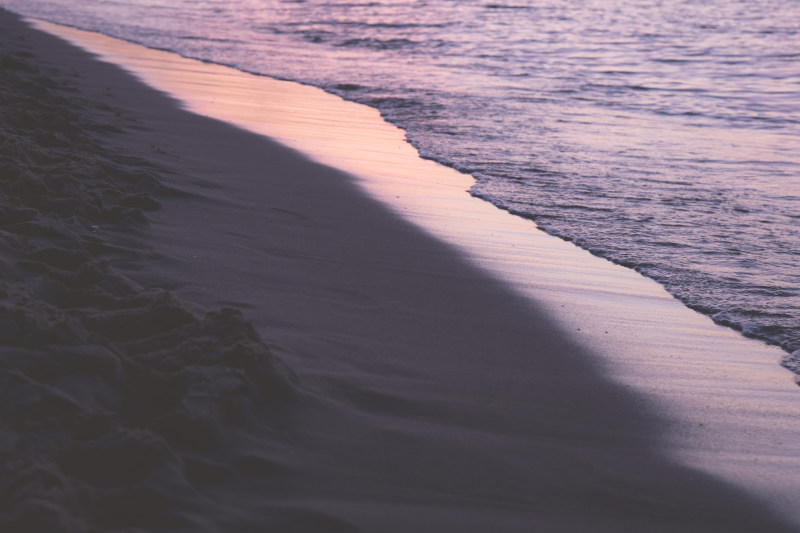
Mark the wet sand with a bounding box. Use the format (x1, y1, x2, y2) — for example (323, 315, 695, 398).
(1, 9, 797, 532)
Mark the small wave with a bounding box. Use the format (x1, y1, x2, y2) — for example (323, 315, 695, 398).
(178, 34, 244, 44)
(337, 37, 424, 50)
(484, 4, 531, 9)
(782, 350, 800, 378)
(553, 203, 616, 212)
(335, 83, 363, 91)
(361, 21, 452, 29)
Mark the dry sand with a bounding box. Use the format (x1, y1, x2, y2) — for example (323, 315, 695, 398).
(1, 8, 797, 532)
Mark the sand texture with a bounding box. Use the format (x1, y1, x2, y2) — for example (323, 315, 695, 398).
(0, 8, 796, 532)
(0, 10, 295, 531)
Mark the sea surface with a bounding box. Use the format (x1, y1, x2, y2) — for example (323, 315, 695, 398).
(5, 0, 798, 367)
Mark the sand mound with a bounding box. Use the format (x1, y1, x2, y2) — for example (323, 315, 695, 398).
(0, 12, 295, 531)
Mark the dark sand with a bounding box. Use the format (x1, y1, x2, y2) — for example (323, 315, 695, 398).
(0, 9, 794, 532)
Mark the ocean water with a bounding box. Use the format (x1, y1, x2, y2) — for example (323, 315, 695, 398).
(5, 0, 798, 365)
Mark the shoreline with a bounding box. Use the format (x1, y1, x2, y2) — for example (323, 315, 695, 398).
(31, 13, 800, 510)
(7, 6, 797, 365)
(2, 9, 798, 531)
(29, 19, 798, 377)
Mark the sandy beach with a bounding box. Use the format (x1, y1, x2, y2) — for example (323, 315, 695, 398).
(1, 8, 798, 532)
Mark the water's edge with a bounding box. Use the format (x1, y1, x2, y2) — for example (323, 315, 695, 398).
(22, 13, 799, 382)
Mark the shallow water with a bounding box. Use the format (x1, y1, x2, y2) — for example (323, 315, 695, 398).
(5, 0, 798, 364)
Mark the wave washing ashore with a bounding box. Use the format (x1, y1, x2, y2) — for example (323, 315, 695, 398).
(2, 0, 798, 373)
(2, 6, 800, 532)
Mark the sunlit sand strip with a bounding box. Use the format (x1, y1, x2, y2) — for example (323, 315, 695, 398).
(32, 19, 800, 521)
